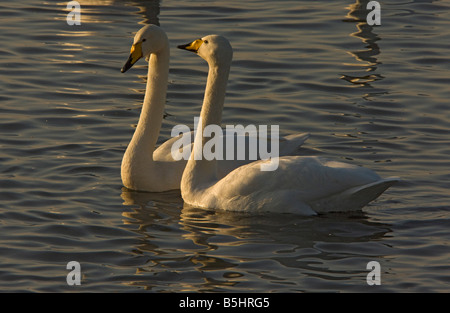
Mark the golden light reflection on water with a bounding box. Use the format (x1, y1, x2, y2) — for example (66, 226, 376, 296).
(58, 0, 121, 26)
(59, 0, 160, 25)
(342, 0, 382, 87)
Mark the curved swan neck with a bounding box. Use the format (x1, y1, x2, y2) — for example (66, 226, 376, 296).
(131, 44, 170, 160)
(183, 60, 231, 191)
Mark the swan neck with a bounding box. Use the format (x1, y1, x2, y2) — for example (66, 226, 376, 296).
(200, 64, 230, 127)
(133, 46, 170, 160)
(183, 61, 230, 192)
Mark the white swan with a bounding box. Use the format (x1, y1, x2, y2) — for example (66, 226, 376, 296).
(178, 35, 399, 215)
(120, 25, 308, 192)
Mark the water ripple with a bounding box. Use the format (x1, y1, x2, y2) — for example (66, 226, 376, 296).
(0, 0, 449, 292)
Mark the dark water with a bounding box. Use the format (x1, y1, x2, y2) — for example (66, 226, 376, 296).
(0, 0, 449, 292)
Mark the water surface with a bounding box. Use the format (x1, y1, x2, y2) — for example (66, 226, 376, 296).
(0, 0, 449, 292)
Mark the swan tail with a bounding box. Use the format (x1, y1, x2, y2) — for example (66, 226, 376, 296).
(310, 177, 400, 213)
(279, 132, 310, 155)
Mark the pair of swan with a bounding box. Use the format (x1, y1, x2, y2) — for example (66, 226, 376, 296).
(121, 24, 398, 215)
(121, 25, 308, 193)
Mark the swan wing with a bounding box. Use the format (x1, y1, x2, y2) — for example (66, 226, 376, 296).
(201, 156, 398, 214)
(279, 132, 310, 155)
(309, 177, 400, 213)
(153, 131, 309, 165)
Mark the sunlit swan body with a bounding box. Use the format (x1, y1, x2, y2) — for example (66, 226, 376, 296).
(120, 25, 308, 192)
(178, 35, 399, 215)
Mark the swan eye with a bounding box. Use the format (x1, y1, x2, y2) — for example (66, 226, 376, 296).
(204, 40, 208, 44)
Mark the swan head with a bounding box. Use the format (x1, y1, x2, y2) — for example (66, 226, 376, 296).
(178, 34, 233, 67)
(121, 24, 168, 73)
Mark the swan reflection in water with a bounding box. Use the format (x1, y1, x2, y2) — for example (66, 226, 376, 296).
(120, 189, 392, 291)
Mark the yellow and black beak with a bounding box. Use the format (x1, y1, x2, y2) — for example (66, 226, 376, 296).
(177, 38, 204, 53)
(121, 41, 143, 73)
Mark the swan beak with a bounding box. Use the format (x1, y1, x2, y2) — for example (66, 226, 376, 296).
(177, 39, 204, 53)
(121, 41, 143, 73)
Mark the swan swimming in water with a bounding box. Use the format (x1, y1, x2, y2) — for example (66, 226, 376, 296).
(178, 34, 399, 215)
(120, 25, 308, 192)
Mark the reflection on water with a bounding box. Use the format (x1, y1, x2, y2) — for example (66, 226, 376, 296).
(62, 0, 160, 27)
(1, 0, 449, 292)
(341, 0, 383, 87)
(120, 190, 392, 291)
(132, 0, 160, 26)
